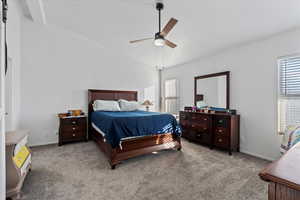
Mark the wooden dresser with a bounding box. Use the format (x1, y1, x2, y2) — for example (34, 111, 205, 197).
(180, 111, 240, 155)
(58, 115, 88, 146)
(259, 143, 300, 200)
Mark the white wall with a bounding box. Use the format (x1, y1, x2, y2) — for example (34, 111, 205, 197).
(162, 28, 300, 161)
(20, 19, 158, 146)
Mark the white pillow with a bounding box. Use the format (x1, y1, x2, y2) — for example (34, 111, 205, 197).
(93, 100, 120, 111)
(118, 99, 140, 111)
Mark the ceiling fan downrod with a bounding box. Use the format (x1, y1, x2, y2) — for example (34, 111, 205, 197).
(156, 2, 164, 33)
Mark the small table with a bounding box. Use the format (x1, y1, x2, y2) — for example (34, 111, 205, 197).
(259, 143, 300, 200)
(58, 114, 88, 146)
(6, 130, 31, 200)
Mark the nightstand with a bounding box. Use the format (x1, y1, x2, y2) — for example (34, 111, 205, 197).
(58, 114, 88, 146)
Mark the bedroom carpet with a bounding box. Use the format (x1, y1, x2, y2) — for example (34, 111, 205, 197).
(21, 139, 269, 200)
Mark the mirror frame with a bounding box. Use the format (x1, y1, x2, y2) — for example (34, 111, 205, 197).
(194, 71, 230, 109)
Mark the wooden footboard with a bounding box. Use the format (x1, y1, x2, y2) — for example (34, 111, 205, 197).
(91, 127, 181, 169)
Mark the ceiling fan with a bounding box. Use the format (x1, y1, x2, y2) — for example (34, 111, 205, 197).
(130, 2, 178, 48)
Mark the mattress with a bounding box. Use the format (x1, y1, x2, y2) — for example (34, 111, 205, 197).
(90, 110, 181, 148)
(92, 122, 143, 149)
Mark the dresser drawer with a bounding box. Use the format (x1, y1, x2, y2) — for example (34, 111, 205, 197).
(190, 123, 209, 132)
(190, 114, 210, 122)
(214, 135, 229, 148)
(190, 130, 211, 145)
(215, 116, 229, 128)
(215, 127, 229, 136)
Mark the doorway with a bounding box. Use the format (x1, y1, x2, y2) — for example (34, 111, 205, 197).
(5, 57, 12, 130)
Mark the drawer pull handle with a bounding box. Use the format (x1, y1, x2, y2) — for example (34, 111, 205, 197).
(218, 139, 222, 142)
(72, 134, 75, 137)
(219, 120, 223, 123)
(72, 121, 76, 124)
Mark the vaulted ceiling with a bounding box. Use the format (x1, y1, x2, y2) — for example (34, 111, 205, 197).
(24, 0, 300, 68)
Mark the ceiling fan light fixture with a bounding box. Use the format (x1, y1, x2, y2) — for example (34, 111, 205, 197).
(154, 38, 165, 46)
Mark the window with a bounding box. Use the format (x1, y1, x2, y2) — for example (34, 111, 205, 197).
(278, 56, 300, 133)
(164, 79, 179, 114)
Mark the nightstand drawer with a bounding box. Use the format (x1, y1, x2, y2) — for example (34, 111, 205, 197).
(62, 130, 86, 141)
(61, 117, 86, 126)
(61, 125, 86, 132)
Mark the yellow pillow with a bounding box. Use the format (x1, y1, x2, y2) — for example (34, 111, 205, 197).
(13, 146, 30, 168)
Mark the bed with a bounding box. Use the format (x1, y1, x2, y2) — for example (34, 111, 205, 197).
(88, 89, 182, 169)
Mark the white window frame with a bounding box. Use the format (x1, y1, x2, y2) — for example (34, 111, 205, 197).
(163, 78, 179, 114)
(277, 54, 300, 134)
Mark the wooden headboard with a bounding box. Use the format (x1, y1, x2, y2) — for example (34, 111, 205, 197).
(87, 89, 138, 137)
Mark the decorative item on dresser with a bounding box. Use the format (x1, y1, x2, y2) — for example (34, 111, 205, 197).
(58, 114, 88, 146)
(259, 142, 300, 200)
(180, 110, 240, 155)
(6, 130, 31, 200)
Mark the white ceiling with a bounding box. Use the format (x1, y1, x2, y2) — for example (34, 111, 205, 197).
(40, 0, 300, 67)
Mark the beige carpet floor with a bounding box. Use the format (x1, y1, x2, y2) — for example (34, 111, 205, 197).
(21, 139, 269, 200)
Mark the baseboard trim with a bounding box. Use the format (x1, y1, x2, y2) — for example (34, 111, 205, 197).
(29, 141, 57, 148)
(240, 150, 277, 161)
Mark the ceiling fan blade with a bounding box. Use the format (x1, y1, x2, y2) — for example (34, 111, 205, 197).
(165, 40, 177, 48)
(130, 38, 153, 43)
(160, 18, 178, 37)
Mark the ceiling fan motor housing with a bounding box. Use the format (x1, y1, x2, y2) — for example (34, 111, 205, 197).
(155, 32, 164, 40)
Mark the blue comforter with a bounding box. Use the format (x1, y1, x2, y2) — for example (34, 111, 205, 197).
(91, 110, 181, 148)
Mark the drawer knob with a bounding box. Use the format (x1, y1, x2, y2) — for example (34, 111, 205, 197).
(192, 125, 195, 128)
(204, 118, 207, 121)
(218, 138, 222, 142)
(72, 121, 76, 124)
(197, 134, 201, 137)
(72, 134, 75, 137)
(72, 127, 76, 130)
(218, 129, 222, 133)
(219, 120, 223, 123)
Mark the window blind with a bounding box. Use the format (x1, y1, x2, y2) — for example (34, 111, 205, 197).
(279, 57, 300, 97)
(278, 56, 300, 132)
(164, 79, 179, 114)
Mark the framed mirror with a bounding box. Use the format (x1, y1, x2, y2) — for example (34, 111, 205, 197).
(194, 71, 230, 109)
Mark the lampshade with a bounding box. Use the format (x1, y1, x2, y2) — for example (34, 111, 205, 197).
(142, 100, 153, 106)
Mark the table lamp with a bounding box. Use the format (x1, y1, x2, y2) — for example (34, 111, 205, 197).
(142, 100, 153, 112)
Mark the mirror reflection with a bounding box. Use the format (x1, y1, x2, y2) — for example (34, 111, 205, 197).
(195, 72, 229, 109)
